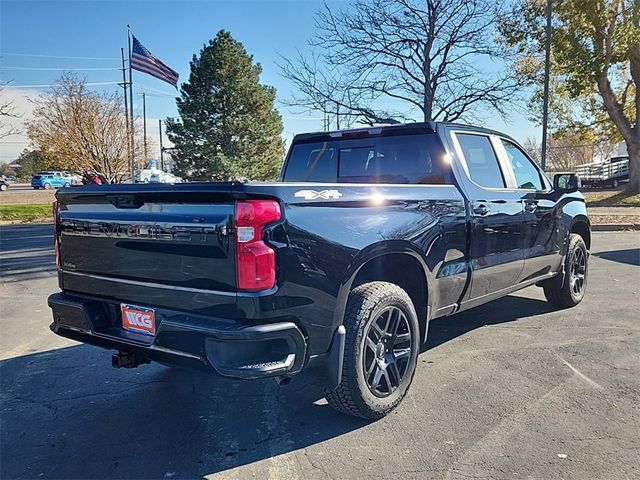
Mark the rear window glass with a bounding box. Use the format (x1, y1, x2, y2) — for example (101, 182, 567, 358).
(456, 134, 505, 188)
(283, 133, 448, 184)
(281, 143, 338, 182)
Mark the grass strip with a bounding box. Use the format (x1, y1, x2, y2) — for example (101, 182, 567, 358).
(0, 203, 52, 222)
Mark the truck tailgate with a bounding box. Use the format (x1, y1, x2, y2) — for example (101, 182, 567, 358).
(56, 184, 236, 311)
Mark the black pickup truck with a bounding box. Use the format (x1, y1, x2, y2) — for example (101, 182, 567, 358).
(48, 122, 590, 419)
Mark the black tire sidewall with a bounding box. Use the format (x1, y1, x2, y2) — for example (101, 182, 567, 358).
(350, 284, 420, 414)
(566, 235, 588, 303)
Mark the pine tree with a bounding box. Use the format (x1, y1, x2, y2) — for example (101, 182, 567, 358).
(166, 30, 285, 181)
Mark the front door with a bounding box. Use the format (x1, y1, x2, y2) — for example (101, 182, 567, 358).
(497, 138, 562, 281)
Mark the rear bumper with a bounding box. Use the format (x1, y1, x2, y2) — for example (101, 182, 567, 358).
(48, 292, 307, 379)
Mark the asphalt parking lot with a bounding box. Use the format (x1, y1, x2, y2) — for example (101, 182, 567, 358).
(1, 224, 639, 480)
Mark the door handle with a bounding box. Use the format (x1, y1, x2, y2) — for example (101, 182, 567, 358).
(524, 200, 538, 212)
(473, 204, 490, 216)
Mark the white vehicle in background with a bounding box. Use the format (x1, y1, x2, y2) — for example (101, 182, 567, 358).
(63, 172, 83, 185)
(149, 171, 183, 183)
(136, 160, 182, 184)
(576, 155, 629, 188)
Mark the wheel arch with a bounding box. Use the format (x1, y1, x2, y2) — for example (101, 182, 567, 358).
(570, 217, 591, 251)
(332, 241, 433, 343)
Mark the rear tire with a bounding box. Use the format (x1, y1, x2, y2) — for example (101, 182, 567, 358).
(325, 281, 420, 419)
(0, 184, 7, 191)
(544, 234, 588, 308)
(43, 183, 51, 190)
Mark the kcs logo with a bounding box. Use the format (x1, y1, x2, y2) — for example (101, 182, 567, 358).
(121, 304, 156, 335)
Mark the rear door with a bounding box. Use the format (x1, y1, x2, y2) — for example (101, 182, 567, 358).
(449, 130, 525, 300)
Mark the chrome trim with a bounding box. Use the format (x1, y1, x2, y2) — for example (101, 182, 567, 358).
(62, 271, 236, 297)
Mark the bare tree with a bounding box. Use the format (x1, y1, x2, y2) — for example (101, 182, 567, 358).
(280, 0, 519, 127)
(0, 81, 22, 139)
(27, 74, 142, 183)
(546, 138, 594, 172)
(522, 136, 542, 166)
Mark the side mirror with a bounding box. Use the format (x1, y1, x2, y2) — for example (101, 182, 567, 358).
(553, 173, 581, 192)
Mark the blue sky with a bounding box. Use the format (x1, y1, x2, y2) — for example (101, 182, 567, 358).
(0, 0, 540, 162)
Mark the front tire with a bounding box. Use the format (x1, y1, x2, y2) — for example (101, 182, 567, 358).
(0, 184, 7, 191)
(325, 281, 420, 419)
(544, 234, 588, 308)
(43, 183, 51, 190)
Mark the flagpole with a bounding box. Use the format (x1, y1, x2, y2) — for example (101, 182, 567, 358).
(127, 25, 135, 181)
(119, 48, 130, 166)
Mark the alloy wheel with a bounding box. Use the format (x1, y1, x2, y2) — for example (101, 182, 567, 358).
(363, 306, 413, 397)
(570, 246, 586, 296)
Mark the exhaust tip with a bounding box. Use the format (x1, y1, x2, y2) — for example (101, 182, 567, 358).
(275, 375, 291, 386)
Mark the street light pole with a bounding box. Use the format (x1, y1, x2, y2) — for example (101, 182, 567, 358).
(142, 92, 147, 163)
(541, 0, 552, 171)
(159, 119, 164, 171)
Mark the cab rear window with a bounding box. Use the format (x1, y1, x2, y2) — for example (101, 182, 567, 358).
(283, 133, 448, 184)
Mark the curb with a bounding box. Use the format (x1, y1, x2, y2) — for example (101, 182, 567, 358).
(591, 224, 640, 231)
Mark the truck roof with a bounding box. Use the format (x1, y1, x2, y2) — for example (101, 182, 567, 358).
(291, 121, 516, 144)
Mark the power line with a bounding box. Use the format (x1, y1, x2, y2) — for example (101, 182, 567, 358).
(137, 84, 176, 97)
(8, 81, 122, 88)
(1, 66, 120, 71)
(0, 52, 119, 60)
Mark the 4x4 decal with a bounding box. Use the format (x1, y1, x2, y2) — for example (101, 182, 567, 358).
(294, 189, 342, 200)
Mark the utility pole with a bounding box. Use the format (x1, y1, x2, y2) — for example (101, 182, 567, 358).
(541, 0, 552, 171)
(323, 101, 329, 131)
(127, 25, 135, 181)
(335, 101, 340, 130)
(119, 48, 131, 166)
(158, 119, 164, 171)
(142, 92, 148, 163)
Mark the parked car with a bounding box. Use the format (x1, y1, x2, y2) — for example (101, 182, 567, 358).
(31, 171, 70, 189)
(48, 122, 590, 419)
(63, 172, 83, 185)
(149, 171, 183, 183)
(0, 178, 8, 191)
(2, 174, 17, 183)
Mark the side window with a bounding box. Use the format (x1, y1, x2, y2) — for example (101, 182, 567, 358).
(502, 140, 544, 190)
(283, 143, 337, 182)
(456, 133, 505, 188)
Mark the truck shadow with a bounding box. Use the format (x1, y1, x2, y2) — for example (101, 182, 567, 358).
(1, 294, 554, 479)
(0, 344, 366, 479)
(593, 248, 640, 267)
(423, 294, 555, 353)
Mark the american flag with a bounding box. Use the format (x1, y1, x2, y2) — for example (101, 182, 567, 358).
(131, 35, 179, 88)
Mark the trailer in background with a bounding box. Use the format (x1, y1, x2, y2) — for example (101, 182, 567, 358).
(576, 155, 629, 188)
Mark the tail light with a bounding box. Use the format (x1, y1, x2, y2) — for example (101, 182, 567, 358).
(53, 201, 61, 267)
(235, 200, 281, 291)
